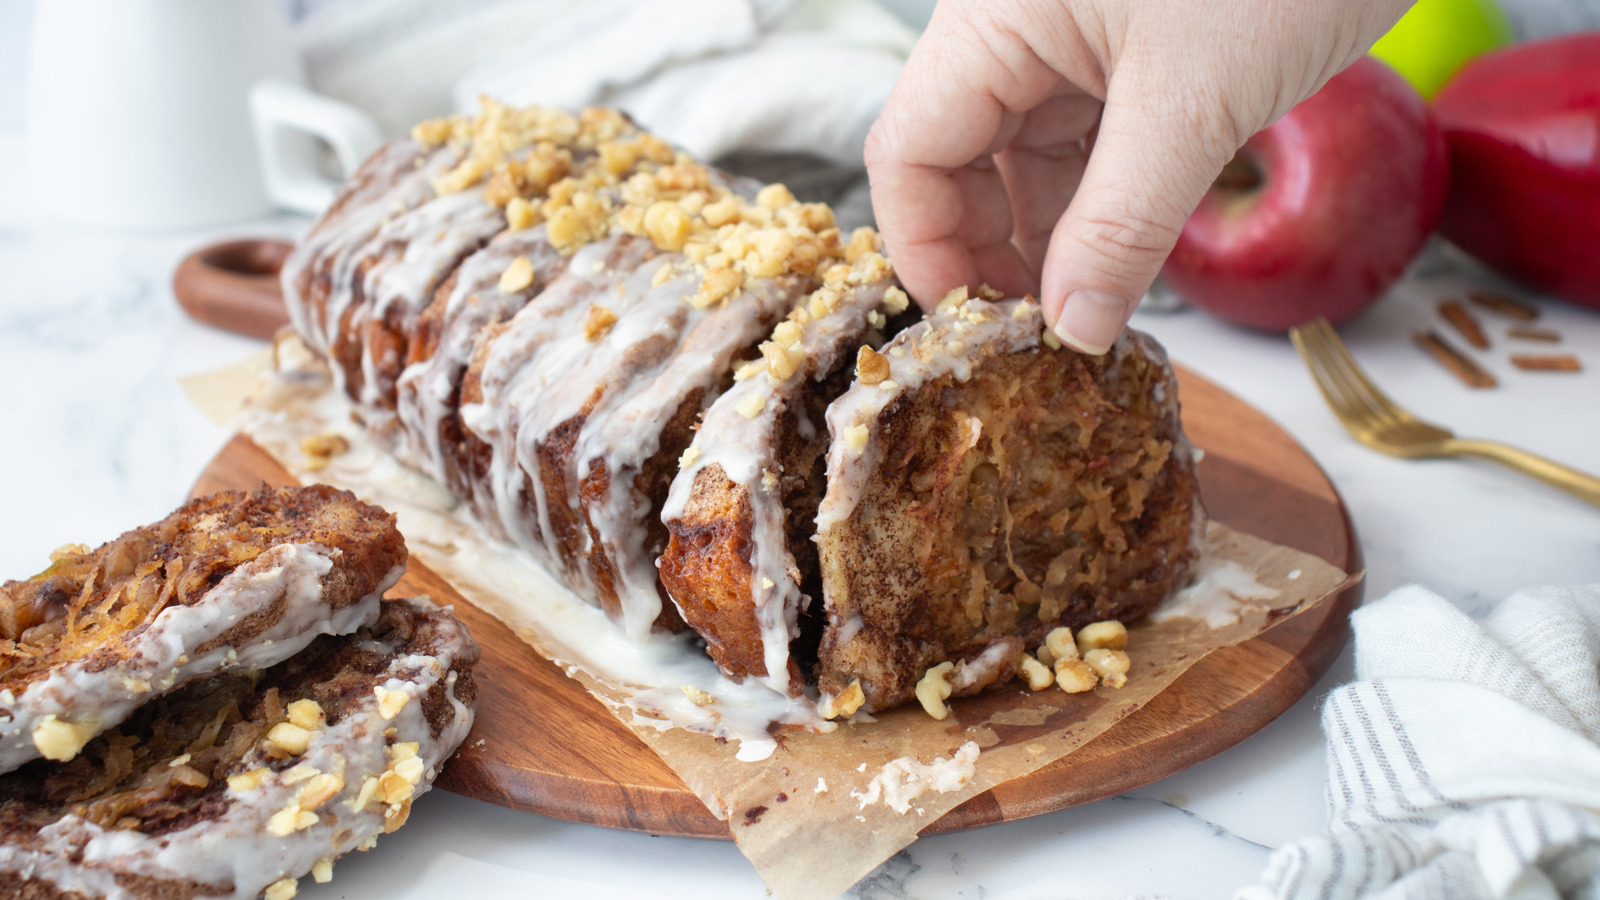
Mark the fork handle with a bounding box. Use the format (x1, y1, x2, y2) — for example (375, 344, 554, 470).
(1446, 439, 1600, 508)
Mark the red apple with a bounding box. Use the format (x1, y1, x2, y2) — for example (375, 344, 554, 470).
(1162, 56, 1450, 332)
(1433, 33, 1600, 311)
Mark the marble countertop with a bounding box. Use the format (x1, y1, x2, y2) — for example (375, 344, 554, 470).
(3, 130, 1598, 900)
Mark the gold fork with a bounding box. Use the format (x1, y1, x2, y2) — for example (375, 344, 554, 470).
(1290, 317, 1600, 508)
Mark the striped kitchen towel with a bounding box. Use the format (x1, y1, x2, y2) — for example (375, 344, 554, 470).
(1241, 584, 1600, 900)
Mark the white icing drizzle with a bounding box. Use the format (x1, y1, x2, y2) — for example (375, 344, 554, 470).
(459, 234, 674, 563)
(660, 280, 892, 694)
(392, 223, 570, 483)
(0, 544, 397, 774)
(573, 271, 808, 639)
(849, 741, 980, 814)
(0, 596, 474, 900)
(282, 139, 460, 358)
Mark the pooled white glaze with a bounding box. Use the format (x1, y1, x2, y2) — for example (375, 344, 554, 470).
(660, 280, 891, 694)
(0, 544, 397, 775)
(849, 741, 980, 814)
(1151, 554, 1283, 628)
(0, 596, 474, 900)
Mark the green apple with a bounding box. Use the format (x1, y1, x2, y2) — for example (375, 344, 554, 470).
(1369, 0, 1513, 98)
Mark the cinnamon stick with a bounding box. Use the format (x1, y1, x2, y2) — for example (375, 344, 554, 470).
(1511, 354, 1582, 372)
(1438, 299, 1489, 349)
(1507, 326, 1561, 343)
(1468, 291, 1539, 321)
(1414, 330, 1498, 388)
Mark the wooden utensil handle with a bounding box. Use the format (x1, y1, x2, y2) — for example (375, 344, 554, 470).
(173, 239, 293, 339)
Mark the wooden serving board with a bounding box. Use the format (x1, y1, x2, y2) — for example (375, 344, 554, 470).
(191, 365, 1359, 840)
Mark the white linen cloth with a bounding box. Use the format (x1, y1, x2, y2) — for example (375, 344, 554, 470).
(294, 0, 913, 168)
(1242, 584, 1600, 900)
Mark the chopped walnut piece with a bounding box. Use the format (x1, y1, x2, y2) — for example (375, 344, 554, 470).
(374, 686, 409, 721)
(856, 345, 890, 385)
(1019, 655, 1055, 691)
(312, 859, 334, 885)
(1054, 658, 1098, 693)
(757, 183, 796, 209)
(845, 227, 880, 263)
(678, 446, 702, 469)
(977, 283, 1004, 301)
(1075, 620, 1128, 652)
(32, 715, 95, 762)
(583, 305, 619, 341)
(686, 267, 744, 309)
(733, 358, 767, 382)
(267, 722, 312, 757)
(298, 773, 346, 810)
(228, 768, 270, 794)
(738, 392, 767, 419)
(772, 319, 803, 349)
(264, 878, 299, 900)
(1084, 648, 1131, 689)
(760, 340, 799, 380)
(286, 698, 325, 731)
(883, 285, 910, 315)
(1044, 626, 1077, 663)
(915, 661, 956, 719)
(1041, 327, 1063, 350)
(644, 201, 692, 251)
(937, 286, 968, 313)
(818, 680, 865, 719)
(843, 424, 869, 454)
(681, 686, 717, 706)
(498, 256, 535, 293)
(505, 196, 537, 230)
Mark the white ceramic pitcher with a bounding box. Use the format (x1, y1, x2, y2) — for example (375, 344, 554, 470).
(26, 0, 382, 229)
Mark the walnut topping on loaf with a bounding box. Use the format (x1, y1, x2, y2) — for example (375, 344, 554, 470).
(0, 596, 477, 900)
(0, 486, 405, 775)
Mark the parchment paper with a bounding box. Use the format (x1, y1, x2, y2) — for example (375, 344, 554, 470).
(183, 346, 1355, 900)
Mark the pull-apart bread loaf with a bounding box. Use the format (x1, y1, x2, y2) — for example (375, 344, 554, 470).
(0, 596, 478, 900)
(279, 98, 1203, 715)
(0, 485, 406, 774)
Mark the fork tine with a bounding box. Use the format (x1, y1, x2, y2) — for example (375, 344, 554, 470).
(1300, 320, 1403, 433)
(1309, 319, 1415, 429)
(1292, 320, 1375, 430)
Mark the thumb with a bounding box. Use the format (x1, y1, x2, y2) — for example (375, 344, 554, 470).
(1040, 79, 1235, 354)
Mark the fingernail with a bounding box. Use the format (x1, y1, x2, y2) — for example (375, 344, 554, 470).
(1052, 290, 1130, 355)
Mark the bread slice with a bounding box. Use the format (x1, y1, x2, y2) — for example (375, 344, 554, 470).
(659, 267, 906, 694)
(814, 297, 1202, 712)
(0, 485, 405, 774)
(0, 596, 477, 900)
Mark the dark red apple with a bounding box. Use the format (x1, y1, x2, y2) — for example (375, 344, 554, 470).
(1433, 33, 1600, 311)
(1162, 56, 1450, 332)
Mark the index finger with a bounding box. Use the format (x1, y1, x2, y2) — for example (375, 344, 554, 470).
(864, 3, 1077, 306)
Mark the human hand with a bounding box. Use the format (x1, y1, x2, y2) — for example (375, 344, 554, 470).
(865, 0, 1415, 353)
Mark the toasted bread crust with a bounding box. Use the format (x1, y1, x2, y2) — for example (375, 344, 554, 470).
(0, 597, 478, 900)
(0, 486, 405, 773)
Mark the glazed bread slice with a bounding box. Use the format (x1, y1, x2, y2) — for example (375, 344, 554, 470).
(659, 264, 905, 695)
(0, 596, 477, 900)
(0, 485, 405, 774)
(813, 297, 1202, 712)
